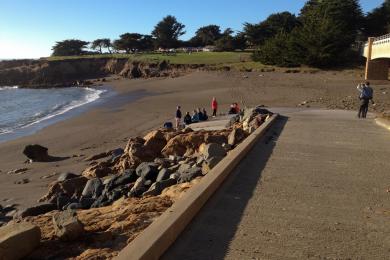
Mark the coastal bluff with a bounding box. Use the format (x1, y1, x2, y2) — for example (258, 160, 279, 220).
(0, 58, 208, 88)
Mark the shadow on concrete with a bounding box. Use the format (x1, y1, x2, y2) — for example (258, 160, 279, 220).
(162, 115, 288, 260)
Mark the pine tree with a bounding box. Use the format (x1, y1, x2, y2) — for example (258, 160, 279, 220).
(291, 0, 363, 67)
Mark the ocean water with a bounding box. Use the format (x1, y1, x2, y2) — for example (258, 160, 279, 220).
(0, 86, 106, 139)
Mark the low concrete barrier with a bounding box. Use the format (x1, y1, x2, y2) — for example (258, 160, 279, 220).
(116, 114, 279, 260)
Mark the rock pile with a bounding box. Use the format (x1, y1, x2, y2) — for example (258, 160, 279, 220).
(8, 106, 273, 259)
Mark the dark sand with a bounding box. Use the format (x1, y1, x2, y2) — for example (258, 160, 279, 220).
(0, 70, 389, 209)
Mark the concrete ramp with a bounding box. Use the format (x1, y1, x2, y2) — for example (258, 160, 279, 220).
(188, 115, 237, 131)
(163, 109, 390, 260)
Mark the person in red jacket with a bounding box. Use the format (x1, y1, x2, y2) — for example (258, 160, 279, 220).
(211, 97, 218, 117)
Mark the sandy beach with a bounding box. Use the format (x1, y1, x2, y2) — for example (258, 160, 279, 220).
(1, 70, 389, 209)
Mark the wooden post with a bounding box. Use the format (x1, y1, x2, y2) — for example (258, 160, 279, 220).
(365, 37, 374, 80)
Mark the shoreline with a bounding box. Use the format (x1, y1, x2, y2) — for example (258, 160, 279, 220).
(0, 86, 115, 144)
(0, 70, 388, 210)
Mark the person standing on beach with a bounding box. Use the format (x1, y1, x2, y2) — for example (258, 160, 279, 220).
(211, 97, 218, 117)
(175, 106, 182, 129)
(357, 82, 374, 118)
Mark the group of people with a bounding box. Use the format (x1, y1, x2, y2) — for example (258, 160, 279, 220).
(357, 81, 374, 119)
(174, 97, 219, 129)
(184, 108, 209, 125)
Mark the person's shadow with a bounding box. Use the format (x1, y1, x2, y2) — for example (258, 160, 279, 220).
(162, 115, 288, 260)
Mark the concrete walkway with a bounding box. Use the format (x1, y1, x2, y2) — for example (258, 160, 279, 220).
(163, 109, 390, 260)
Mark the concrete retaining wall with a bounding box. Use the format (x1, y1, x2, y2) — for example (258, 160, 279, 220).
(115, 114, 279, 260)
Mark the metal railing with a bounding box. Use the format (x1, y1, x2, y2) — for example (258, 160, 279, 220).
(374, 33, 390, 42)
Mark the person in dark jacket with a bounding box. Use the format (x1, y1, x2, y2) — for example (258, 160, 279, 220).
(191, 110, 200, 123)
(175, 106, 182, 129)
(184, 112, 192, 125)
(202, 108, 208, 121)
(357, 82, 374, 118)
(197, 108, 205, 121)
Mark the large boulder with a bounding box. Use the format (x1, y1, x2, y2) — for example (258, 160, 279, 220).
(162, 131, 207, 157)
(156, 168, 171, 182)
(228, 128, 247, 146)
(105, 169, 137, 192)
(82, 161, 111, 178)
(40, 176, 88, 202)
(178, 167, 203, 183)
(143, 179, 177, 196)
(143, 130, 167, 156)
(53, 210, 84, 241)
(0, 222, 41, 259)
(136, 162, 159, 181)
(81, 178, 103, 199)
(202, 156, 224, 175)
(23, 144, 50, 162)
(201, 143, 226, 161)
(128, 177, 147, 197)
(17, 203, 57, 218)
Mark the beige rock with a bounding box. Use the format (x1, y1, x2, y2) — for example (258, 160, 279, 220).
(53, 210, 84, 241)
(0, 222, 41, 260)
(82, 161, 111, 178)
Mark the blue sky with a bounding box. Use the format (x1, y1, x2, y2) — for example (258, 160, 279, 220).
(0, 0, 385, 59)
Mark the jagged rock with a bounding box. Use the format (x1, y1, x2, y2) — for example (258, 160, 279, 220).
(228, 128, 247, 146)
(222, 143, 232, 151)
(143, 130, 167, 156)
(17, 203, 57, 218)
(82, 162, 111, 178)
(201, 143, 226, 161)
(168, 164, 180, 172)
(79, 197, 95, 209)
(178, 167, 203, 183)
(154, 158, 171, 168)
(66, 203, 82, 210)
(162, 131, 208, 157)
(136, 162, 159, 181)
(90, 194, 109, 208)
(170, 173, 180, 180)
(196, 156, 205, 167)
(105, 169, 137, 193)
(23, 144, 50, 162)
(115, 169, 137, 186)
(204, 134, 227, 145)
(0, 222, 41, 259)
(53, 210, 84, 241)
(156, 168, 170, 182)
(57, 194, 72, 210)
(110, 148, 124, 162)
(128, 177, 147, 197)
(178, 163, 192, 173)
(82, 178, 103, 198)
(57, 172, 78, 182)
(40, 176, 88, 202)
(202, 156, 224, 175)
(143, 179, 177, 196)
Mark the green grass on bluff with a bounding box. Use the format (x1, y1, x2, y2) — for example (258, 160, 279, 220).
(46, 52, 253, 65)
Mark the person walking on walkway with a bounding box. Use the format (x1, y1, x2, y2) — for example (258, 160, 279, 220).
(211, 97, 218, 117)
(175, 106, 182, 129)
(357, 82, 374, 118)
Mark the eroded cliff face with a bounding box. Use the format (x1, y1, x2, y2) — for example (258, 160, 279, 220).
(0, 58, 204, 88)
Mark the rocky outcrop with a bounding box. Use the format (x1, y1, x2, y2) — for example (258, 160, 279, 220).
(7, 107, 274, 259)
(0, 58, 205, 88)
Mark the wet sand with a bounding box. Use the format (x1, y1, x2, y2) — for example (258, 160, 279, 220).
(0, 70, 389, 209)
